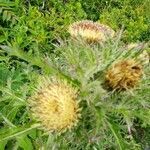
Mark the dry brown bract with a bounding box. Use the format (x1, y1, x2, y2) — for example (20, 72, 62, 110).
(69, 20, 115, 43)
(105, 59, 143, 90)
(28, 77, 81, 133)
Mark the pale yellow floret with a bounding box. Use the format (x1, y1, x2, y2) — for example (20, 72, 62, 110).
(28, 77, 81, 133)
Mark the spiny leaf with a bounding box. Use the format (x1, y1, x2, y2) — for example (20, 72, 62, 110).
(0, 123, 40, 142)
(106, 119, 127, 150)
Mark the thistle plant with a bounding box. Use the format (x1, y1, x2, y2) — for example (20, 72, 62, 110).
(0, 0, 149, 149)
(0, 16, 150, 150)
(42, 37, 149, 149)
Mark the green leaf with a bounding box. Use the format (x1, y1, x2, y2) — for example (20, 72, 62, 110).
(106, 119, 127, 150)
(17, 135, 33, 150)
(0, 123, 40, 142)
(6, 12, 11, 21)
(0, 113, 16, 128)
(0, 141, 7, 150)
(0, 36, 6, 43)
(0, 2, 15, 7)
(28, 130, 37, 140)
(2, 10, 8, 21)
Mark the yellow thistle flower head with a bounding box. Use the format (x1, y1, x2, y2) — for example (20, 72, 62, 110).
(126, 43, 149, 65)
(105, 59, 143, 90)
(69, 20, 115, 43)
(28, 77, 81, 133)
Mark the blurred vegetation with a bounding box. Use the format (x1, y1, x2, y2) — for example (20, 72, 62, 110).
(99, 0, 150, 42)
(0, 0, 149, 150)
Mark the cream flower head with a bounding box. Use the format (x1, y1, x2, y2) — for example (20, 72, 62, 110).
(28, 77, 81, 132)
(69, 20, 115, 43)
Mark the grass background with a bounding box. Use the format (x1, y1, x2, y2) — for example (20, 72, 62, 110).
(0, 0, 150, 149)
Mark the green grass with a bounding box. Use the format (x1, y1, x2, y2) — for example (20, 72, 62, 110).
(0, 0, 150, 150)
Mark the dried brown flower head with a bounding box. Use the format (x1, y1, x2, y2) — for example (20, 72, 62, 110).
(105, 59, 143, 90)
(69, 20, 115, 43)
(28, 77, 81, 132)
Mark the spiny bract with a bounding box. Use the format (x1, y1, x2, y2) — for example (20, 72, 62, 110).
(105, 59, 143, 90)
(126, 43, 149, 65)
(28, 77, 81, 133)
(69, 20, 115, 43)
